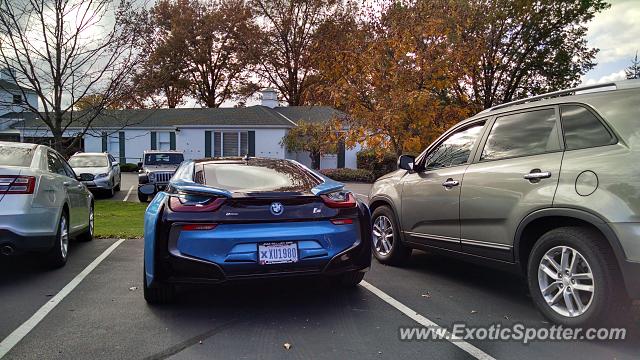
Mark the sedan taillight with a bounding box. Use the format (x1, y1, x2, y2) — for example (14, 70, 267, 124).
(320, 191, 356, 208)
(168, 196, 226, 212)
(0, 176, 36, 194)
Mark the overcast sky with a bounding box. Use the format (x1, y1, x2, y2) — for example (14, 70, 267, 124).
(582, 0, 639, 84)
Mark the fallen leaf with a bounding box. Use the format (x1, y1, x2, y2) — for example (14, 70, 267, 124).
(199, 341, 203, 345)
(421, 292, 431, 299)
(129, 286, 137, 291)
(470, 310, 477, 314)
(283, 343, 292, 350)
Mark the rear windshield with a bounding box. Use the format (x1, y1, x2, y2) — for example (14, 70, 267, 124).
(198, 159, 321, 193)
(69, 155, 109, 168)
(0, 145, 34, 167)
(145, 153, 184, 165)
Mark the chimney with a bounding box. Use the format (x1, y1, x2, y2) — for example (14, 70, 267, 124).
(260, 88, 279, 108)
(0, 67, 16, 84)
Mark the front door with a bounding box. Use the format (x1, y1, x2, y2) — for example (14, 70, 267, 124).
(460, 107, 563, 261)
(401, 121, 486, 251)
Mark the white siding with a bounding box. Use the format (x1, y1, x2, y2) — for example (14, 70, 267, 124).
(177, 128, 205, 160)
(255, 128, 286, 159)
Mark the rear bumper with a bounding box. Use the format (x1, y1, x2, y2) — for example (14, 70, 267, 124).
(0, 229, 55, 254)
(0, 207, 59, 238)
(148, 201, 372, 286)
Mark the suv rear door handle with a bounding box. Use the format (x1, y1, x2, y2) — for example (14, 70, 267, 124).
(442, 178, 460, 187)
(523, 171, 552, 180)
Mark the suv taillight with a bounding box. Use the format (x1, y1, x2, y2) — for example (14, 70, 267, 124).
(0, 176, 36, 194)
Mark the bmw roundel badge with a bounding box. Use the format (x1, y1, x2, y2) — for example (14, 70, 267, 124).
(270, 202, 284, 215)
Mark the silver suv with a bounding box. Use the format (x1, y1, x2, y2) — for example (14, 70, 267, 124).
(369, 80, 640, 326)
(137, 150, 184, 202)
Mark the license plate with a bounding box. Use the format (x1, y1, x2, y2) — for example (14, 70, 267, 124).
(258, 242, 298, 265)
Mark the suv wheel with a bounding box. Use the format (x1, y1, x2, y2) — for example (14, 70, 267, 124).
(137, 191, 149, 203)
(371, 206, 411, 265)
(77, 203, 94, 242)
(527, 226, 625, 326)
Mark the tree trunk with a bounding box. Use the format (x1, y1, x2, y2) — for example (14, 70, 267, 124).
(310, 151, 321, 170)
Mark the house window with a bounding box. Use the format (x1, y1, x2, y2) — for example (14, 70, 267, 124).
(212, 131, 249, 157)
(12, 94, 22, 104)
(157, 131, 171, 151)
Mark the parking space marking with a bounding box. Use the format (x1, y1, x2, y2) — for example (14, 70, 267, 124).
(123, 185, 135, 202)
(360, 280, 496, 360)
(0, 239, 126, 359)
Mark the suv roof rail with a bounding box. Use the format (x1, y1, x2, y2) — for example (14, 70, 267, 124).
(478, 82, 619, 115)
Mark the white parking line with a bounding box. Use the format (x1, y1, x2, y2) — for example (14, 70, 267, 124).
(123, 185, 135, 202)
(0, 239, 126, 359)
(360, 280, 496, 360)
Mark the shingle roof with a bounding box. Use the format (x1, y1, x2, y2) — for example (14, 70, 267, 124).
(273, 106, 347, 124)
(3, 104, 348, 130)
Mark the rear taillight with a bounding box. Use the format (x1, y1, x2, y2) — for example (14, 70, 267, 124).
(321, 191, 356, 208)
(330, 218, 353, 225)
(168, 196, 226, 212)
(182, 224, 217, 231)
(0, 176, 36, 194)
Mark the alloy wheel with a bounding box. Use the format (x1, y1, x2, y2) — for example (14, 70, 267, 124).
(60, 216, 69, 260)
(538, 246, 594, 317)
(89, 206, 94, 237)
(373, 215, 394, 256)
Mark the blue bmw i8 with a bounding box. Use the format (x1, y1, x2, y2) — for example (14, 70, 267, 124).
(143, 157, 372, 304)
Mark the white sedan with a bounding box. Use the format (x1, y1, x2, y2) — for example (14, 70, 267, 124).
(0, 141, 94, 268)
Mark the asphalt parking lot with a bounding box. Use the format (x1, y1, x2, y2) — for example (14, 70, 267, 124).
(1, 179, 639, 359)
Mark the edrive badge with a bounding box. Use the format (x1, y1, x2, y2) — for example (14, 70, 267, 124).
(270, 202, 284, 215)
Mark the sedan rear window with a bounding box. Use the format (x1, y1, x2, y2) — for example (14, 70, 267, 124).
(0, 145, 34, 167)
(199, 159, 321, 193)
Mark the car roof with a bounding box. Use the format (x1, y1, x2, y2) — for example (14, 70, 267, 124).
(71, 152, 108, 157)
(463, 79, 640, 124)
(0, 141, 38, 149)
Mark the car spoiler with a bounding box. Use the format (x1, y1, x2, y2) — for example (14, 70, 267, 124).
(286, 160, 346, 196)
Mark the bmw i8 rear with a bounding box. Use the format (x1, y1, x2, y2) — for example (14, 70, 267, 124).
(143, 158, 371, 304)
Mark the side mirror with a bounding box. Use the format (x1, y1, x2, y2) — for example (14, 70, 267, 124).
(112, 161, 119, 167)
(137, 162, 143, 170)
(398, 155, 415, 171)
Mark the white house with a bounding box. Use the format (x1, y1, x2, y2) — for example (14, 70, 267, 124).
(0, 89, 360, 169)
(0, 68, 39, 142)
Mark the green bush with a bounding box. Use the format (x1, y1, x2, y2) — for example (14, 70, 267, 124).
(357, 150, 397, 178)
(120, 163, 139, 172)
(319, 168, 376, 183)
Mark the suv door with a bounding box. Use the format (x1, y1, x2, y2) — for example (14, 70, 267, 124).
(460, 107, 563, 260)
(401, 121, 486, 251)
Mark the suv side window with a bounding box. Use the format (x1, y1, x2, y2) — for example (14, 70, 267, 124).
(560, 105, 615, 150)
(481, 108, 560, 161)
(424, 122, 485, 170)
(47, 151, 67, 176)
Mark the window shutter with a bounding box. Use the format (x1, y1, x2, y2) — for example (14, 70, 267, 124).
(101, 132, 107, 152)
(337, 139, 345, 168)
(170, 132, 176, 150)
(205, 131, 212, 157)
(119, 132, 125, 164)
(150, 132, 157, 150)
(248, 131, 255, 156)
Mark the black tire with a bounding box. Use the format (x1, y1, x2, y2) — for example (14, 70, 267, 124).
(77, 202, 94, 242)
(335, 271, 365, 287)
(371, 206, 411, 265)
(107, 186, 115, 198)
(114, 179, 121, 192)
(44, 211, 69, 269)
(137, 191, 148, 203)
(527, 226, 626, 327)
(143, 266, 175, 305)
